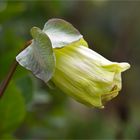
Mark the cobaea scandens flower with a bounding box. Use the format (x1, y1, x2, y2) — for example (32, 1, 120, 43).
(16, 19, 130, 108)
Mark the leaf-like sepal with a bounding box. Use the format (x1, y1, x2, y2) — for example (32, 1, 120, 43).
(43, 18, 83, 48)
(16, 27, 55, 83)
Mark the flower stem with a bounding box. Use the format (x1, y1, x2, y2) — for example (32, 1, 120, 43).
(0, 40, 32, 98)
(0, 60, 18, 98)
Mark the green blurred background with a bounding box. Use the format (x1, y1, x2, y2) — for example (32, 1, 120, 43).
(0, 1, 139, 139)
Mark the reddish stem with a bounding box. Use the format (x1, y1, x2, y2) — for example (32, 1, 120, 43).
(0, 60, 18, 98)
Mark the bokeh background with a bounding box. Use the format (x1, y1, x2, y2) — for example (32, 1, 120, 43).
(0, 0, 139, 139)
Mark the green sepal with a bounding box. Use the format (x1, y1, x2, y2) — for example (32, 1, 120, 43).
(16, 27, 55, 83)
(43, 18, 85, 48)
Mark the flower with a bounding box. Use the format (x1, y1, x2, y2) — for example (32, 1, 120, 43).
(16, 18, 130, 108)
(52, 40, 130, 108)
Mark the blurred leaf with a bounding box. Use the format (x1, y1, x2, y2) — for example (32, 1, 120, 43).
(16, 75, 33, 104)
(0, 133, 15, 140)
(0, 2, 26, 23)
(0, 81, 26, 134)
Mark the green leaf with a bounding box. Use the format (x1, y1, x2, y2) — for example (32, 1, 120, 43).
(16, 75, 33, 104)
(0, 134, 15, 140)
(16, 27, 55, 83)
(43, 18, 83, 48)
(0, 81, 25, 134)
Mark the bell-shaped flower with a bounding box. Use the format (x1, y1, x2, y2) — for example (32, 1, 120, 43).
(16, 19, 130, 108)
